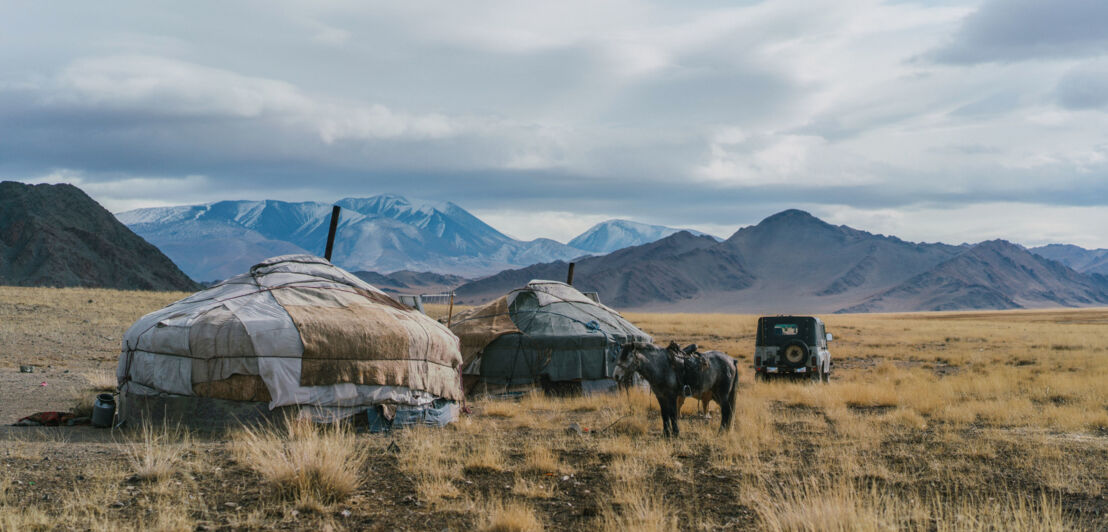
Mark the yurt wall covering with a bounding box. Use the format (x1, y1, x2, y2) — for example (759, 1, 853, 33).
(117, 255, 463, 430)
(450, 280, 652, 395)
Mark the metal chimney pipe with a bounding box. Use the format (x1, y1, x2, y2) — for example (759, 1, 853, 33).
(566, 262, 576, 285)
(324, 205, 341, 261)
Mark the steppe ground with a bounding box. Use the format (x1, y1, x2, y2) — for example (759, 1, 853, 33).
(1, 286, 1106, 531)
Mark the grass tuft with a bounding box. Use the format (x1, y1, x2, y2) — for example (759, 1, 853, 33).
(231, 417, 368, 505)
(478, 498, 544, 532)
(84, 369, 117, 392)
(126, 423, 191, 482)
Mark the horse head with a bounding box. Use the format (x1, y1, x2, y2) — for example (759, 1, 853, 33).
(613, 342, 648, 381)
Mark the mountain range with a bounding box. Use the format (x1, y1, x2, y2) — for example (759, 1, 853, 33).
(117, 197, 710, 281)
(351, 270, 468, 296)
(454, 209, 1108, 313)
(0, 182, 197, 291)
(1030, 244, 1108, 275)
(568, 219, 719, 253)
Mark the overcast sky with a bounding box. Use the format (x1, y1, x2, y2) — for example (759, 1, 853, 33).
(3, 1, 1107, 247)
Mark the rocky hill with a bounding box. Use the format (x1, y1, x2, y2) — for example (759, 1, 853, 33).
(0, 182, 198, 291)
(352, 270, 468, 295)
(1032, 244, 1108, 275)
(456, 209, 1108, 313)
(841, 240, 1108, 312)
(455, 231, 734, 306)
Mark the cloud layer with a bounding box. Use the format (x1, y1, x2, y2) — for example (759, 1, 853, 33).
(2, 1, 1106, 247)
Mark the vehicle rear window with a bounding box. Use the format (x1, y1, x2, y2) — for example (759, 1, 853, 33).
(774, 324, 798, 335)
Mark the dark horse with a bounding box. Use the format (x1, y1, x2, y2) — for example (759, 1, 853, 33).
(667, 341, 711, 417)
(613, 342, 739, 437)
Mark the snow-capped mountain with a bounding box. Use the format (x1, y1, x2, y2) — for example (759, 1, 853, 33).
(567, 219, 720, 254)
(117, 195, 591, 281)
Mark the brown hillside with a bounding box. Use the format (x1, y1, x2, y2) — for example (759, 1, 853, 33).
(0, 182, 198, 291)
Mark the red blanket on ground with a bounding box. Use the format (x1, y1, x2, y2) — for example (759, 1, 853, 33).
(12, 412, 90, 426)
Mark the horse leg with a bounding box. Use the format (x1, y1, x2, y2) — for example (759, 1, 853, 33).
(660, 394, 680, 437)
(656, 394, 673, 437)
(669, 395, 680, 437)
(716, 391, 733, 431)
(718, 370, 738, 432)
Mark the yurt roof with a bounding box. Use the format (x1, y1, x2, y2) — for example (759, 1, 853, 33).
(449, 280, 651, 366)
(118, 255, 463, 418)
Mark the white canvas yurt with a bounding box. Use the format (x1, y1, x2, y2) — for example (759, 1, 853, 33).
(117, 255, 463, 430)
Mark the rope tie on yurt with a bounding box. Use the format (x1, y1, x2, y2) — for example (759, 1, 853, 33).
(119, 342, 136, 391)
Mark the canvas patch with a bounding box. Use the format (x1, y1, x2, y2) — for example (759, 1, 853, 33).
(193, 374, 272, 402)
(284, 304, 412, 382)
(449, 296, 521, 366)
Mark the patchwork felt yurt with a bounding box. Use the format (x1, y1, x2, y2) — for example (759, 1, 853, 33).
(117, 255, 463, 430)
(450, 280, 652, 395)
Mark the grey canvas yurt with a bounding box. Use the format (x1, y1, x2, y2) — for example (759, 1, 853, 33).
(450, 280, 652, 395)
(117, 255, 463, 431)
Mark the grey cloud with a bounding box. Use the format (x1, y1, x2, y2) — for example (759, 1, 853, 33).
(931, 0, 1108, 64)
(927, 144, 1003, 155)
(790, 111, 919, 142)
(1056, 60, 1108, 110)
(948, 91, 1021, 117)
(1, 0, 1107, 248)
(598, 61, 799, 127)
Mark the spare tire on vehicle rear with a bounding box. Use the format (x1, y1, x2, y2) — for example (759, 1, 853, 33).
(780, 340, 809, 367)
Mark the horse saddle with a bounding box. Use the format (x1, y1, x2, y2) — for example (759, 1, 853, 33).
(666, 341, 707, 396)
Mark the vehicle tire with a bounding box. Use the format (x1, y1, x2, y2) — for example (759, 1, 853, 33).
(821, 365, 830, 383)
(755, 372, 767, 383)
(780, 340, 809, 368)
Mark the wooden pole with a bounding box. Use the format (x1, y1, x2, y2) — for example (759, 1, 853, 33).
(324, 205, 341, 261)
(566, 262, 576, 285)
(447, 291, 456, 327)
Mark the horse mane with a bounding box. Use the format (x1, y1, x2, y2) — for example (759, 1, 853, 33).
(620, 341, 659, 359)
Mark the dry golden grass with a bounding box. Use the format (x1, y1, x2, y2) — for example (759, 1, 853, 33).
(599, 489, 677, 532)
(522, 440, 564, 473)
(464, 442, 506, 472)
(0, 286, 186, 366)
(743, 475, 1071, 532)
(1, 287, 1106, 530)
(231, 417, 369, 505)
(483, 400, 521, 418)
(396, 426, 465, 504)
(425, 302, 473, 322)
(126, 423, 192, 482)
(477, 497, 545, 532)
(84, 369, 117, 392)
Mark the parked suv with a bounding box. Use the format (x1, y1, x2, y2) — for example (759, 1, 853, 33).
(754, 316, 832, 382)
